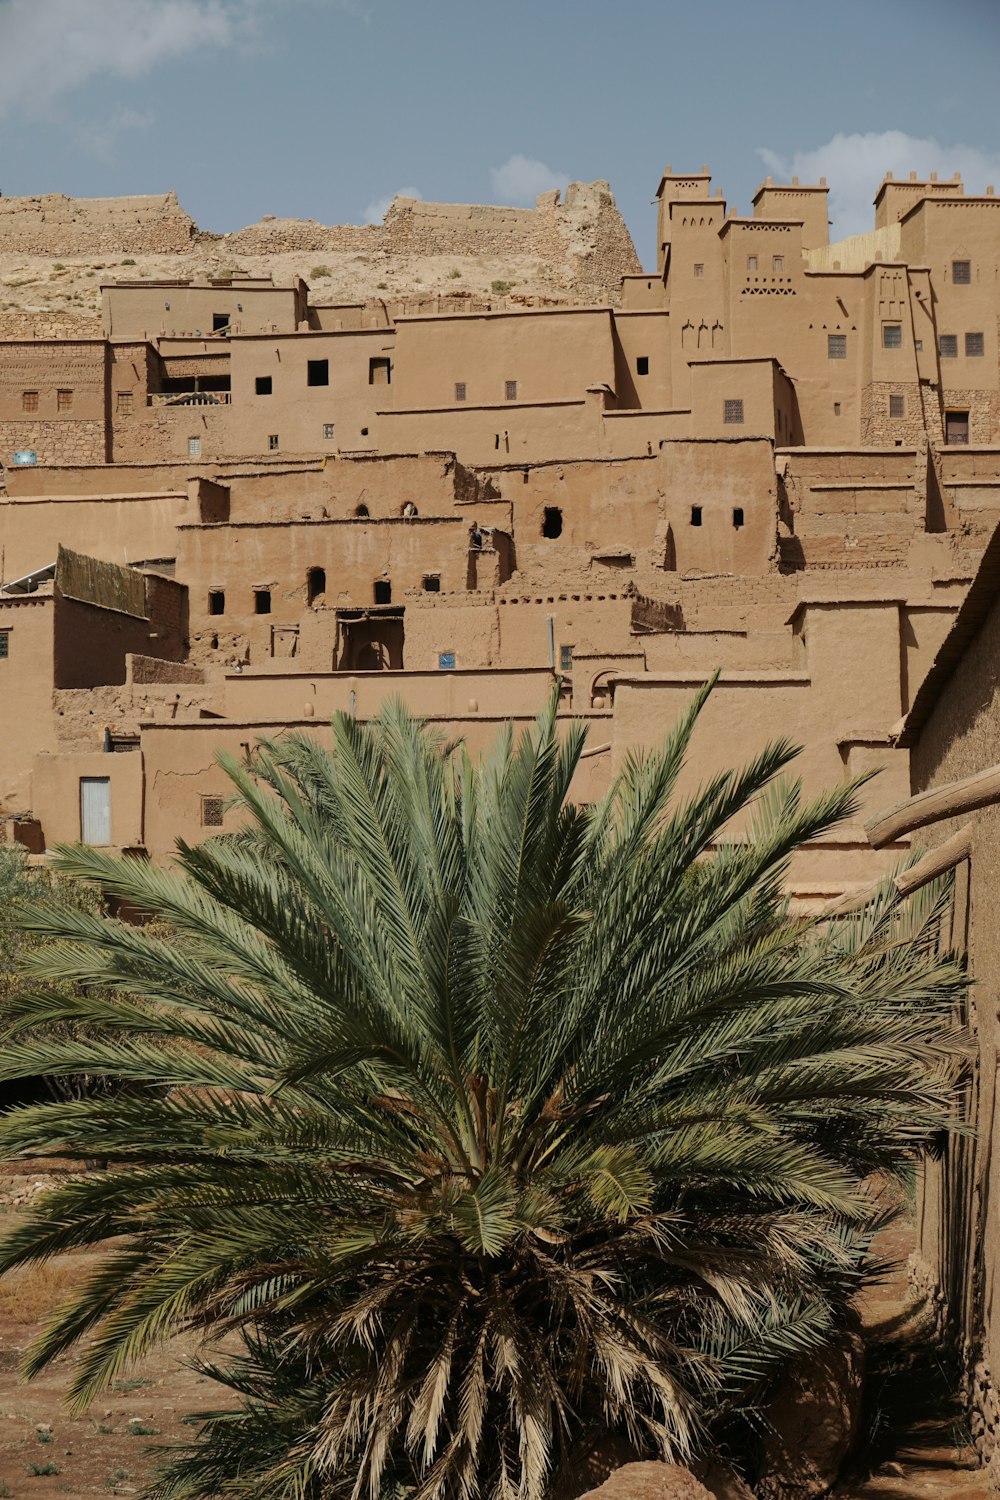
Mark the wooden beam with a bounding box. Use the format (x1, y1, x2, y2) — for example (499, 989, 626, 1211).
(579, 742, 611, 760)
(820, 881, 883, 918)
(865, 763, 1000, 848)
(894, 823, 974, 898)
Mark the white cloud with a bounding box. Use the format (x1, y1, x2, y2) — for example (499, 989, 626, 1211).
(75, 107, 154, 165)
(0, 0, 259, 117)
(490, 154, 569, 206)
(757, 131, 1000, 240)
(363, 187, 422, 224)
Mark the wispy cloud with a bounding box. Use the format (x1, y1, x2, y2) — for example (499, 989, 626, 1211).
(490, 154, 569, 205)
(75, 107, 155, 165)
(0, 0, 259, 118)
(363, 187, 422, 224)
(757, 131, 1000, 239)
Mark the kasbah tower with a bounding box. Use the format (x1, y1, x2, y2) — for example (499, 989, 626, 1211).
(0, 159, 997, 899)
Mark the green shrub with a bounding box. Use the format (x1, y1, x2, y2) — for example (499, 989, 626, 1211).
(491, 278, 515, 294)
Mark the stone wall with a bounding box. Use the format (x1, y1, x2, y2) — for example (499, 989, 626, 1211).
(0, 420, 106, 466)
(0, 192, 195, 255)
(0, 311, 103, 340)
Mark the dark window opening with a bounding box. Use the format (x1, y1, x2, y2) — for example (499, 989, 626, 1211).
(732, 507, 744, 529)
(268, 434, 279, 450)
(882, 323, 902, 349)
(691, 506, 703, 527)
(255, 375, 272, 395)
(374, 579, 392, 604)
(210, 634, 219, 650)
(212, 313, 229, 333)
(361, 427, 369, 436)
(455, 382, 467, 401)
(201, 795, 225, 827)
(0, 631, 8, 659)
(369, 358, 391, 386)
(307, 359, 330, 387)
(559, 644, 573, 672)
(254, 589, 272, 615)
(542, 507, 563, 539)
(723, 398, 744, 424)
(953, 259, 972, 284)
(423, 574, 441, 592)
(636, 356, 649, 376)
(966, 332, 985, 357)
(505, 380, 518, 401)
(355, 504, 369, 517)
(208, 589, 225, 616)
(307, 567, 326, 604)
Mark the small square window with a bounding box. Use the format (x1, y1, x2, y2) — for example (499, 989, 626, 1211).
(21, 390, 38, 412)
(953, 260, 972, 284)
(966, 332, 984, 357)
(455, 382, 467, 401)
(116, 390, 133, 415)
(723, 398, 744, 425)
(828, 334, 847, 359)
(254, 589, 271, 614)
(772, 255, 784, 274)
(690, 505, 702, 527)
(255, 375, 272, 395)
(201, 795, 224, 828)
(747, 255, 758, 272)
(636, 356, 649, 376)
(422, 574, 441, 592)
(208, 589, 225, 616)
(559, 644, 573, 672)
(307, 359, 329, 387)
(438, 651, 456, 670)
(0, 632, 9, 659)
(889, 394, 906, 418)
(323, 422, 335, 439)
(188, 436, 202, 457)
(939, 334, 958, 358)
(57, 388, 73, 411)
(212, 313, 229, 333)
(505, 380, 518, 401)
(693, 263, 704, 278)
(268, 434, 279, 450)
(882, 324, 902, 349)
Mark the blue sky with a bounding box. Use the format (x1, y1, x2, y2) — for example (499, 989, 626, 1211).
(1, 0, 998, 267)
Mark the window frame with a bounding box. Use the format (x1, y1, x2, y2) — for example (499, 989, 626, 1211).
(939, 334, 958, 359)
(201, 795, 225, 828)
(505, 380, 518, 402)
(952, 259, 972, 284)
(723, 398, 744, 425)
(882, 323, 903, 349)
(827, 333, 847, 360)
(965, 331, 985, 358)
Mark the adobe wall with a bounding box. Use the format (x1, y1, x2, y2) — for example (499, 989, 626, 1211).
(0, 192, 195, 255)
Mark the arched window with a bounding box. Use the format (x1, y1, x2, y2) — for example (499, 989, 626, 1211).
(307, 567, 326, 604)
(355, 503, 370, 517)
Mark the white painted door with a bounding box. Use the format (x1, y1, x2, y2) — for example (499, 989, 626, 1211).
(80, 777, 111, 846)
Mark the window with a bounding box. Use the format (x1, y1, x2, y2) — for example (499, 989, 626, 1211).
(693, 263, 704, 278)
(307, 567, 326, 604)
(723, 398, 744, 424)
(828, 334, 847, 359)
(201, 795, 224, 828)
(369, 357, 391, 386)
(422, 574, 441, 592)
(307, 359, 329, 387)
(268, 434, 279, 450)
(939, 334, 958, 358)
(946, 410, 970, 446)
(361, 427, 369, 436)
(323, 423, 335, 439)
(21, 390, 38, 412)
(542, 506, 563, 539)
(438, 651, 456, 670)
(255, 376, 272, 395)
(914, 339, 923, 352)
(254, 589, 271, 615)
(455, 382, 467, 401)
(882, 324, 902, 349)
(772, 255, 784, 274)
(636, 356, 649, 376)
(834, 402, 841, 416)
(559, 644, 573, 672)
(208, 590, 225, 616)
(953, 259, 971, 284)
(355, 503, 370, 517)
(374, 580, 392, 604)
(690, 505, 702, 527)
(57, 389, 73, 411)
(505, 380, 518, 401)
(732, 507, 744, 529)
(0, 632, 8, 659)
(188, 436, 202, 458)
(966, 332, 985, 357)
(889, 394, 906, 419)
(747, 255, 758, 272)
(212, 313, 229, 333)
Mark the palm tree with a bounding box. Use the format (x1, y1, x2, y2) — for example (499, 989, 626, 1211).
(0, 684, 965, 1500)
